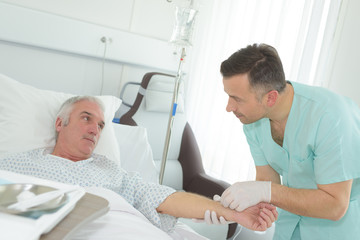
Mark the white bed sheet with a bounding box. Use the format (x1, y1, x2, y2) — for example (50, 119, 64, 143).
(0, 171, 207, 240)
(71, 187, 208, 240)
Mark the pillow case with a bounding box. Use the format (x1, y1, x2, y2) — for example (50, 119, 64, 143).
(145, 79, 184, 113)
(0, 73, 121, 162)
(112, 123, 158, 183)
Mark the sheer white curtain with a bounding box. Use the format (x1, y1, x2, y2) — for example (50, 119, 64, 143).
(185, 0, 342, 184)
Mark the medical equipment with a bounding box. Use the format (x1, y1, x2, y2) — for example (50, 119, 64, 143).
(160, 3, 198, 185)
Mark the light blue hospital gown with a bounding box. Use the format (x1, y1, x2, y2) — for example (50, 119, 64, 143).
(0, 148, 177, 232)
(244, 81, 360, 240)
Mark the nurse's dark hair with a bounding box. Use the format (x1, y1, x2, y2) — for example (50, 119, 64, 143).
(220, 43, 287, 97)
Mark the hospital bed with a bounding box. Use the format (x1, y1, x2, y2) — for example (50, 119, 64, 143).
(0, 2, 238, 237)
(0, 73, 236, 239)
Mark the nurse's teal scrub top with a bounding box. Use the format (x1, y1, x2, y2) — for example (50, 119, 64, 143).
(243, 81, 360, 240)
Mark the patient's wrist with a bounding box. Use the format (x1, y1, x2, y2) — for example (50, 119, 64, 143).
(216, 204, 235, 222)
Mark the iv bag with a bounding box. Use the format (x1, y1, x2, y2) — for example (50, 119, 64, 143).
(170, 6, 198, 47)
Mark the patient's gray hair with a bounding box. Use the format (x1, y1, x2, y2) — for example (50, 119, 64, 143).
(55, 96, 105, 138)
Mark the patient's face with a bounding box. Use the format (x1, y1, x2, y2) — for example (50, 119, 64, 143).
(53, 100, 105, 161)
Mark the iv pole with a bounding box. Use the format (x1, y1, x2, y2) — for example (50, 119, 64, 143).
(159, 3, 197, 184)
(159, 47, 186, 184)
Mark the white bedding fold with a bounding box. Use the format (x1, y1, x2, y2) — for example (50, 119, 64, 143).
(71, 187, 208, 240)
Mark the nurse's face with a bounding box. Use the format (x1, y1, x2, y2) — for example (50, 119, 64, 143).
(223, 73, 269, 124)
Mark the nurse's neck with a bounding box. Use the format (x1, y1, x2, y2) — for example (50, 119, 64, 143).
(268, 82, 294, 128)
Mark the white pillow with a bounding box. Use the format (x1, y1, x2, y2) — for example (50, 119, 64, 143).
(0, 73, 121, 162)
(112, 123, 158, 183)
(145, 80, 184, 113)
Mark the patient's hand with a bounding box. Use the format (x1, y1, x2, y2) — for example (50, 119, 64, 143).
(233, 202, 278, 231)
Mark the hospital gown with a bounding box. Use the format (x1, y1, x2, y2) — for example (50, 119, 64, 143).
(244, 81, 360, 240)
(0, 148, 177, 232)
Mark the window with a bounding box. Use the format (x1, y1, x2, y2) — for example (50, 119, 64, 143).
(185, 0, 342, 183)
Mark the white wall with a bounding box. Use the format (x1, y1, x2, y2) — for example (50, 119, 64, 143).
(326, 0, 360, 105)
(0, 0, 201, 100)
(1, 0, 359, 103)
(1, 0, 183, 40)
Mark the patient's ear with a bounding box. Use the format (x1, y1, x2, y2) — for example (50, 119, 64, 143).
(55, 117, 63, 132)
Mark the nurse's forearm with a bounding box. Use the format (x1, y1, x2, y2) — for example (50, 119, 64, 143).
(271, 181, 352, 221)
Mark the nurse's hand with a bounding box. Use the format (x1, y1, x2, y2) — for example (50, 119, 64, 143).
(192, 195, 233, 224)
(203, 210, 232, 224)
(220, 181, 271, 211)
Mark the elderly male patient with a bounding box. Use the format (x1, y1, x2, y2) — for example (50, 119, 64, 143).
(0, 96, 277, 234)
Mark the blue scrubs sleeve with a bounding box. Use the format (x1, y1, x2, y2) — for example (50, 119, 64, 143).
(314, 101, 360, 184)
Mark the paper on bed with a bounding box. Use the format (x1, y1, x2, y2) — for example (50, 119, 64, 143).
(0, 170, 86, 240)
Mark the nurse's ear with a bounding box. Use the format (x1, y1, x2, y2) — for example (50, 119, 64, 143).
(265, 90, 279, 107)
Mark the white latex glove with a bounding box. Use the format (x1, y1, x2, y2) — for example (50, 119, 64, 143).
(204, 210, 229, 224)
(220, 181, 271, 212)
(192, 195, 233, 225)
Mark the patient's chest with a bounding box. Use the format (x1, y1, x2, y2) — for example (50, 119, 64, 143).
(0, 149, 121, 188)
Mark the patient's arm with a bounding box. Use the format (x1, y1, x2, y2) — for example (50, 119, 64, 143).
(156, 191, 277, 231)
